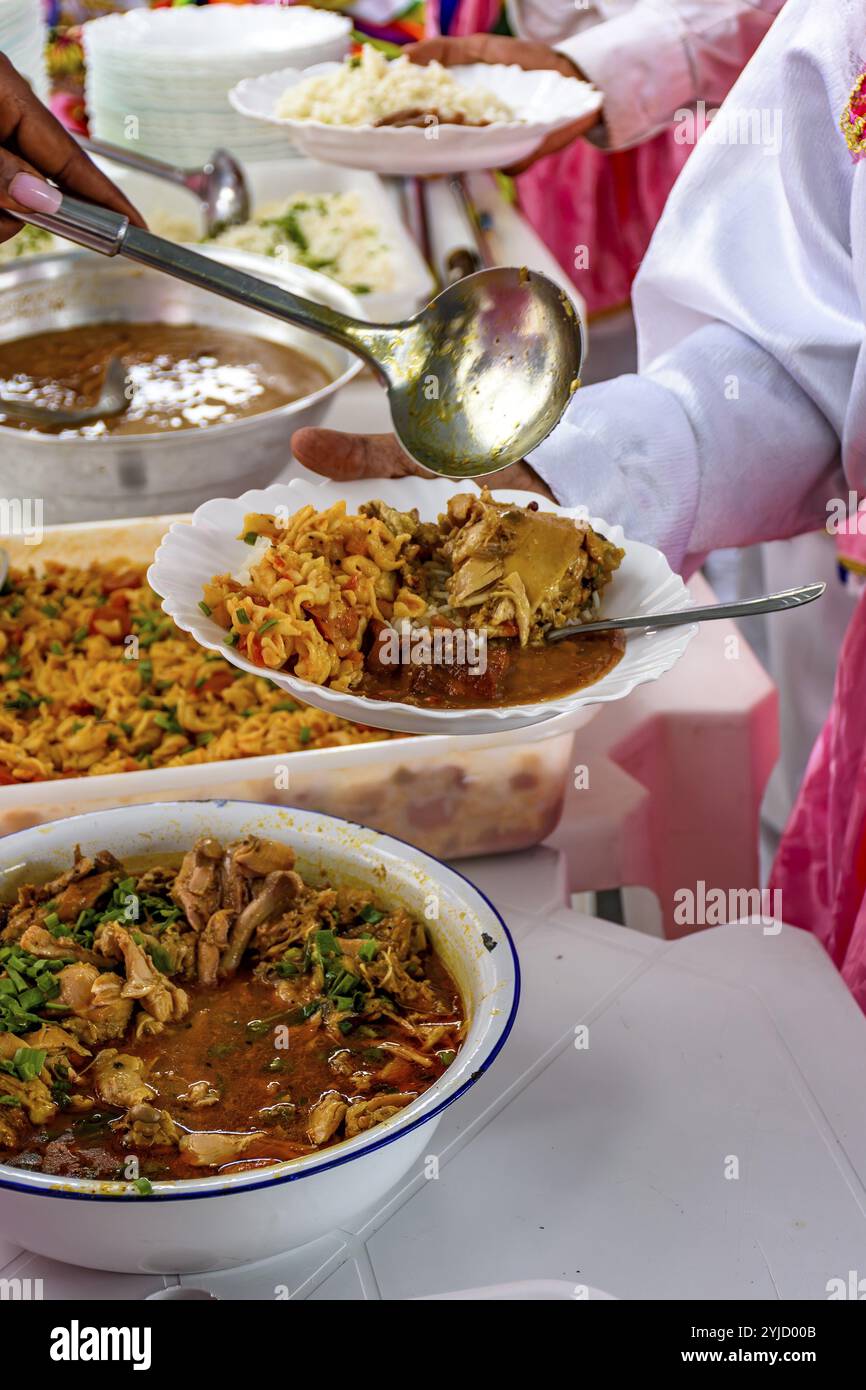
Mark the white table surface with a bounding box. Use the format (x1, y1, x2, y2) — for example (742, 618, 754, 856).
(3, 842, 864, 1301)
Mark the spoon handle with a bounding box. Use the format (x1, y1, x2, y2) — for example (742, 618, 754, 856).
(8, 196, 397, 373)
(548, 582, 826, 641)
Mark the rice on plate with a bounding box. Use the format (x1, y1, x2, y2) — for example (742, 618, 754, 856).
(275, 46, 514, 127)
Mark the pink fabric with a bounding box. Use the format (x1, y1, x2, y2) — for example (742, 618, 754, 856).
(438, 0, 693, 313)
(450, 0, 501, 35)
(426, 0, 500, 37)
(516, 131, 692, 315)
(836, 505, 866, 571)
(770, 591, 866, 1009)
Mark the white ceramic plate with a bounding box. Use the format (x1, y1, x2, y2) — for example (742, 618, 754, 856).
(148, 477, 695, 737)
(229, 62, 603, 177)
(83, 4, 350, 66)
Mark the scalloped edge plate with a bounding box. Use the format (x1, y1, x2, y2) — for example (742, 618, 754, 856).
(148, 478, 695, 736)
(229, 62, 603, 177)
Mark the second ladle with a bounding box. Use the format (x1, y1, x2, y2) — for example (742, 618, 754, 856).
(77, 137, 251, 236)
(10, 195, 583, 479)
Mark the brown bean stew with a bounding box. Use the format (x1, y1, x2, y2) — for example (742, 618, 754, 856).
(0, 323, 330, 437)
(0, 838, 463, 1182)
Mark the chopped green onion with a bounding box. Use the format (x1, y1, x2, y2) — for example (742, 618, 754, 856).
(360, 905, 385, 926)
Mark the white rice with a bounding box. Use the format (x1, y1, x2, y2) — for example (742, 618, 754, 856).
(0, 194, 393, 296)
(203, 191, 393, 295)
(276, 47, 514, 128)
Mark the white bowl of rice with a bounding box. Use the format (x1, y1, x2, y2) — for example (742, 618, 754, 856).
(229, 47, 602, 176)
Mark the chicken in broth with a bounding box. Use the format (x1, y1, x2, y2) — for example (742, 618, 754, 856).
(0, 838, 463, 1181)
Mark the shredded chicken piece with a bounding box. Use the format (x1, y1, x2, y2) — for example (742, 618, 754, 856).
(220, 870, 303, 978)
(177, 1080, 220, 1108)
(55, 870, 115, 923)
(197, 908, 232, 987)
(57, 964, 134, 1042)
(179, 1130, 265, 1167)
(231, 837, 297, 877)
(377, 1040, 435, 1069)
(344, 1092, 414, 1138)
(171, 837, 223, 932)
(306, 1092, 347, 1145)
(114, 1102, 181, 1148)
(92, 1049, 155, 1107)
(18, 924, 101, 965)
(0, 1072, 56, 1124)
(98, 923, 189, 1023)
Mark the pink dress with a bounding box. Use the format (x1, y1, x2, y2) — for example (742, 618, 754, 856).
(770, 527, 866, 1008)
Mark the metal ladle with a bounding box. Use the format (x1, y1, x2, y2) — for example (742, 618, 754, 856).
(78, 137, 250, 235)
(0, 354, 129, 429)
(10, 195, 583, 479)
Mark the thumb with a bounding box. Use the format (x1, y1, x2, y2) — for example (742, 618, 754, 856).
(291, 428, 428, 480)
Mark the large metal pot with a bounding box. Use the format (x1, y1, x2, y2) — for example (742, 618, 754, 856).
(0, 248, 363, 522)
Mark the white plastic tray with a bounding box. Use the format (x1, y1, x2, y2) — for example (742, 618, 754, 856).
(0, 513, 584, 860)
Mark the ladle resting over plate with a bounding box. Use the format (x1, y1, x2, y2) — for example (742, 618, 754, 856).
(10, 196, 583, 479)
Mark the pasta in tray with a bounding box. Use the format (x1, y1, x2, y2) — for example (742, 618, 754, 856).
(0, 559, 393, 786)
(203, 490, 626, 710)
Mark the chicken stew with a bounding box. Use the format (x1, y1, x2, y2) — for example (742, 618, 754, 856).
(0, 837, 463, 1182)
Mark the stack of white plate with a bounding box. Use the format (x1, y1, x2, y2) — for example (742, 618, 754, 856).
(82, 3, 350, 166)
(0, 0, 49, 103)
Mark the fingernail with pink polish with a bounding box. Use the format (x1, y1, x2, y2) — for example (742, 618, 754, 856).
(9, 173, 62, 214)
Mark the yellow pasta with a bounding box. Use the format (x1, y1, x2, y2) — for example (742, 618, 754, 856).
(205, 491, 624, 695)
(0, 558, 394, 786)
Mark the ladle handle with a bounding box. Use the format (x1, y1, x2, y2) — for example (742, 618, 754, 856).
(77, 136, 194, 187)
(8, 195, 396, 372)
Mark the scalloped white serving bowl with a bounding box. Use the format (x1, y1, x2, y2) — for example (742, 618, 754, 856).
(148, 477, 695, 737)
(0, 800, 518, 1273)
(229, 61, 603, 176)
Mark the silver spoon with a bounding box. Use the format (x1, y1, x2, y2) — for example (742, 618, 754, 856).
(9, 195, 582, 480)
(78, 137, 250, 236)
(547, 582, 825, 642)
(0, 354, 130, 429)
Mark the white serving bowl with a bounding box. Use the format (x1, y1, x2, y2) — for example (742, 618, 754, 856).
(0, 801, 518, 1274)
(229, 61, 603, 176)
(149, 476, 696, 736)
